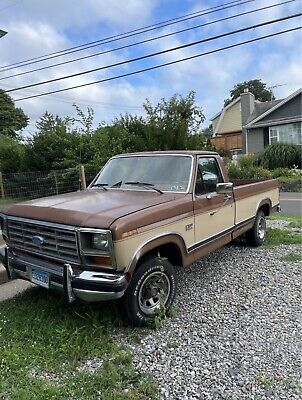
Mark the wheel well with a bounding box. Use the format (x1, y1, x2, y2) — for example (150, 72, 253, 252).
(136, 242, 183, 269)
(259, 203, 270, 216)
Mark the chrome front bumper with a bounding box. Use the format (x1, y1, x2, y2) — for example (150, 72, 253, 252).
(0, 247, 128, 303)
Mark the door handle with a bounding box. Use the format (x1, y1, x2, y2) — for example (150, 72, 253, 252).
(209, 210, 218, 216)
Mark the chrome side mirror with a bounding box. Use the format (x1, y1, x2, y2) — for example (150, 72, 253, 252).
(216, 182, 233, 194)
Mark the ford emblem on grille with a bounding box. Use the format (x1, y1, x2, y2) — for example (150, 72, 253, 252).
(32, 235, 44, 246)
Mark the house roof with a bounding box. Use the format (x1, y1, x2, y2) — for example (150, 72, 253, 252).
(210, 97, 240, 121)
(246, 99, 283, 124)
(245, 87, 302, 127)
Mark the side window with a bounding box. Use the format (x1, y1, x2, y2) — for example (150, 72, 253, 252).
(195, 157, 223, 195)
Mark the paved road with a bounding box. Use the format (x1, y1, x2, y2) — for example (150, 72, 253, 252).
(280, 192, 302, 217)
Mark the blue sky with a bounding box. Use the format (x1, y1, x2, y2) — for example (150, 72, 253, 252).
(0, 0, 301, 136)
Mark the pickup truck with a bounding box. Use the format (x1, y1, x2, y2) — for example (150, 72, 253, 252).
(0, 151, 280, 325)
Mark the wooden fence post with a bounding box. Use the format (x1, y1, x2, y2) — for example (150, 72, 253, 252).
(79, 165, 87, 190)
(0, 172, 5, 199)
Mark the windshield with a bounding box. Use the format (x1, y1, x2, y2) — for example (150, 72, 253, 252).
(92, 155, 193, 193)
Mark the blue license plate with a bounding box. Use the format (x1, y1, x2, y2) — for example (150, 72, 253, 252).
(31, 269, 49, 288)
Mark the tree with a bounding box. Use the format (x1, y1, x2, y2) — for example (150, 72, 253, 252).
(201, 124, 213, 138)
(21, 93, 208, 173)
(0, 89, 29, 138)
(26, 112, 81, 171)
(224, 79, 275, 106)
(143, 91, 205, 150)
(0, 135, 26, 172)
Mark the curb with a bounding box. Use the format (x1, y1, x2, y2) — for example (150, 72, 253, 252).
(0, 264, 9, 285)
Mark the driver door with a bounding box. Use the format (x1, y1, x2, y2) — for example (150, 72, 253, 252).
(192, 157, 235, 259)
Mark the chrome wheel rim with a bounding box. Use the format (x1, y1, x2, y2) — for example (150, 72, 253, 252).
(138, 271, 171, 315)
(258, 216, 266, 240)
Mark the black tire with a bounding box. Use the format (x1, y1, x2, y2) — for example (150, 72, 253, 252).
(123, 257, 177, 326)
(246, 210, 267, 247)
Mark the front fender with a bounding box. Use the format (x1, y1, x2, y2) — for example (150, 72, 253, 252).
(126, 233, 188, 275)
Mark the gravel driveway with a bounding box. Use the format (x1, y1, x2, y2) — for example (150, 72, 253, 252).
(122, 222, 302, 399)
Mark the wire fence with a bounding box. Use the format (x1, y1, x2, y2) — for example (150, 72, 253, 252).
(0, 165, 101, 203)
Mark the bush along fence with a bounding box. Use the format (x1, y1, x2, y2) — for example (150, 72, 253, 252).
(0, 164, 100, 202)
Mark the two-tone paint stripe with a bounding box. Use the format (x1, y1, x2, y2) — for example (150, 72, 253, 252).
(187, 216, 255, 252)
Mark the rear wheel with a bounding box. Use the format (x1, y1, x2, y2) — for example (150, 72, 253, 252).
(246, 210, 267, 247)
(123, 257, 177, 326)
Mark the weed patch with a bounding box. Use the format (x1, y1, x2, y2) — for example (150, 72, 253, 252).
(265, 228, 302, 246)
(0, 288, 156, 400)
(280, 252, 302, 262)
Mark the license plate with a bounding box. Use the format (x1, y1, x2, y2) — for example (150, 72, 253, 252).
(31, 269, 49, 288)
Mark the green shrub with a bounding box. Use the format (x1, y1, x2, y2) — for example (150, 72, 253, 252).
(258, 143, 301, 169)
(271, 167, 302, 178)
(271, 167, 292, 178)
(237, 154, 257, 169)
(227, 163, 259, 179)
(254, 167, 272, 179)
(277, 176, 302, 192)
(227, 163, 245, 179)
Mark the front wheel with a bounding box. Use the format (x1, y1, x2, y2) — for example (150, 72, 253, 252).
(246, 210, 267, 247)
(123, 257, 177, 326)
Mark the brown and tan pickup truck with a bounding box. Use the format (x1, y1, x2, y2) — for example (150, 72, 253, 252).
(0, 151, 280, 325)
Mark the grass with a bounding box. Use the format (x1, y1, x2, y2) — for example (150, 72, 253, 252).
(265, 228, 302, 246)
(288, 220, 302, 229)
(269, 213, 302, 224)
(256, 373, 302, 394)
(267, 214, 302, 246)
(0, 288, 156, 400)
(280, 252, 302, 262)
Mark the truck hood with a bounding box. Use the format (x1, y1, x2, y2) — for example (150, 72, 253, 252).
(4, 189, 176, 229)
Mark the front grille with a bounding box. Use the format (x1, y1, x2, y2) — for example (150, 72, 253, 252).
(7, 219, 80, 264)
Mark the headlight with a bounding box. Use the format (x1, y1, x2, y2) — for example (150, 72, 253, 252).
(92, 233, 109, 251)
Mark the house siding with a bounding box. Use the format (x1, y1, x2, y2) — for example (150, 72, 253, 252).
(212, 116, 220, 133)
(259, 94, 302, 123)
(247, 128, 264, 154)
(216, 101, 242, 134)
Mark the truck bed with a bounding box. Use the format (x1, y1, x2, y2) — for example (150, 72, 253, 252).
(230, 178, 279, 225)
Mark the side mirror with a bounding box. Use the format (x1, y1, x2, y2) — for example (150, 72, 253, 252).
(216, 182, 233, 194)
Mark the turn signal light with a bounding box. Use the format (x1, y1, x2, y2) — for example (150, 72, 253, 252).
(92, 256, 112, 266)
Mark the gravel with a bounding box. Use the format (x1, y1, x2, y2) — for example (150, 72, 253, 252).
(119, 224, 302, 399)
(266, 219, 290, 230)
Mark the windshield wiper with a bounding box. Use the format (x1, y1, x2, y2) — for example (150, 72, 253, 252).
(111, 181, 122, 188)
(90, 183, 108, 191)
(124, 181, 163, 194)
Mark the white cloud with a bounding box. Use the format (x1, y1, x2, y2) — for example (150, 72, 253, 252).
(0, 0, 301, 134)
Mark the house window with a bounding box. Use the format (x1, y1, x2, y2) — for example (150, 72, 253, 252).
(269, 123, 302, 145)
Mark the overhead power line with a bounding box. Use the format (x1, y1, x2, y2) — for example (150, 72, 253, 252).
(6, 13, 301, 94)
(0, 0, 22, 13)
(0, 80, 142, 109)
(0, 0, 296, 81)
(13, 26, 301, 102)
(0, 0, 257, 71)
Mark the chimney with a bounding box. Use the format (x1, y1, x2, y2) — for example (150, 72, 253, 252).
(240, 89, 255, 125)
(240, 89, 255, 154)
